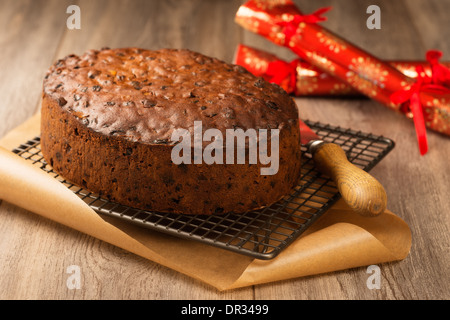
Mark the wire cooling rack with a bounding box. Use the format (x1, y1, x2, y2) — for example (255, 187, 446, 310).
(12, 120, 394, 260)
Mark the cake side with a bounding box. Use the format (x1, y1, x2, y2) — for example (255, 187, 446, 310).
(41, 93, 301, 215)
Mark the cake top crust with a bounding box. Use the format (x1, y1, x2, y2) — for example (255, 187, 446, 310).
(43, 47, 298, 145)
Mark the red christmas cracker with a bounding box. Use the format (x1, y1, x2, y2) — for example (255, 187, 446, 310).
(234, 44, 450, 97)
(235, 0, 450, 155)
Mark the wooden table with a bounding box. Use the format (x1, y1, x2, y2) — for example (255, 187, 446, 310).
(0, 0, 449, 300)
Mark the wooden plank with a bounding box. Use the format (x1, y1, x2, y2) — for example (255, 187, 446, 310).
(54, 0, 243, 63)
(0, 0, 68, 138)
(403, 0, 450, 54)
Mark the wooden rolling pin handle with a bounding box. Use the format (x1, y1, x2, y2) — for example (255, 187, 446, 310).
(312, 142, 387, 217)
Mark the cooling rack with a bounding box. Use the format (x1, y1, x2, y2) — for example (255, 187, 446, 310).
(12, 120, 394, 260)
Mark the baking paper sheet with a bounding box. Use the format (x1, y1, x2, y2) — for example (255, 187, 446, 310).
(0, 112, 411, 291)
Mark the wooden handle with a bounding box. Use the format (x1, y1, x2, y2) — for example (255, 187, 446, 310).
(312, 142, 387, 217)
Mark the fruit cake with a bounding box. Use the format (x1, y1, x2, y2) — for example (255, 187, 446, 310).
(40, 47, 301, 215)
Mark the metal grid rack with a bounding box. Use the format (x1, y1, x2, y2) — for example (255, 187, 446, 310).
(12, 120, 394, 260)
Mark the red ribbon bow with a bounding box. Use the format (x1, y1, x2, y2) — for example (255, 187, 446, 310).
(426, 50, 450, 87)
(276, 7, 331, 45)
(390, 50, 450, 156)
(266, 59, 300, 94)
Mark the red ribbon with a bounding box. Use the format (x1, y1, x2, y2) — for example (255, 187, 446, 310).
(390, 50, 450, 155)
(276, 7, 331, 45)
(266, 59, 300, 93)
(391, 70, 428, 155)
(426, 50, 450, 86)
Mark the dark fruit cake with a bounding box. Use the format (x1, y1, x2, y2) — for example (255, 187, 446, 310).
(40, 47, 301, 215)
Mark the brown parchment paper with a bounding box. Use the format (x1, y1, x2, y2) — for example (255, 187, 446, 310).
(0, 112, 412, 291)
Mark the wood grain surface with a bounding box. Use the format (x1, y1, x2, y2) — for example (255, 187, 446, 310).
(0, 0, 449, 300)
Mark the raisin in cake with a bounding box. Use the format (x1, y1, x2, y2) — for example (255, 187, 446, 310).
(41, 47, 301, 215)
